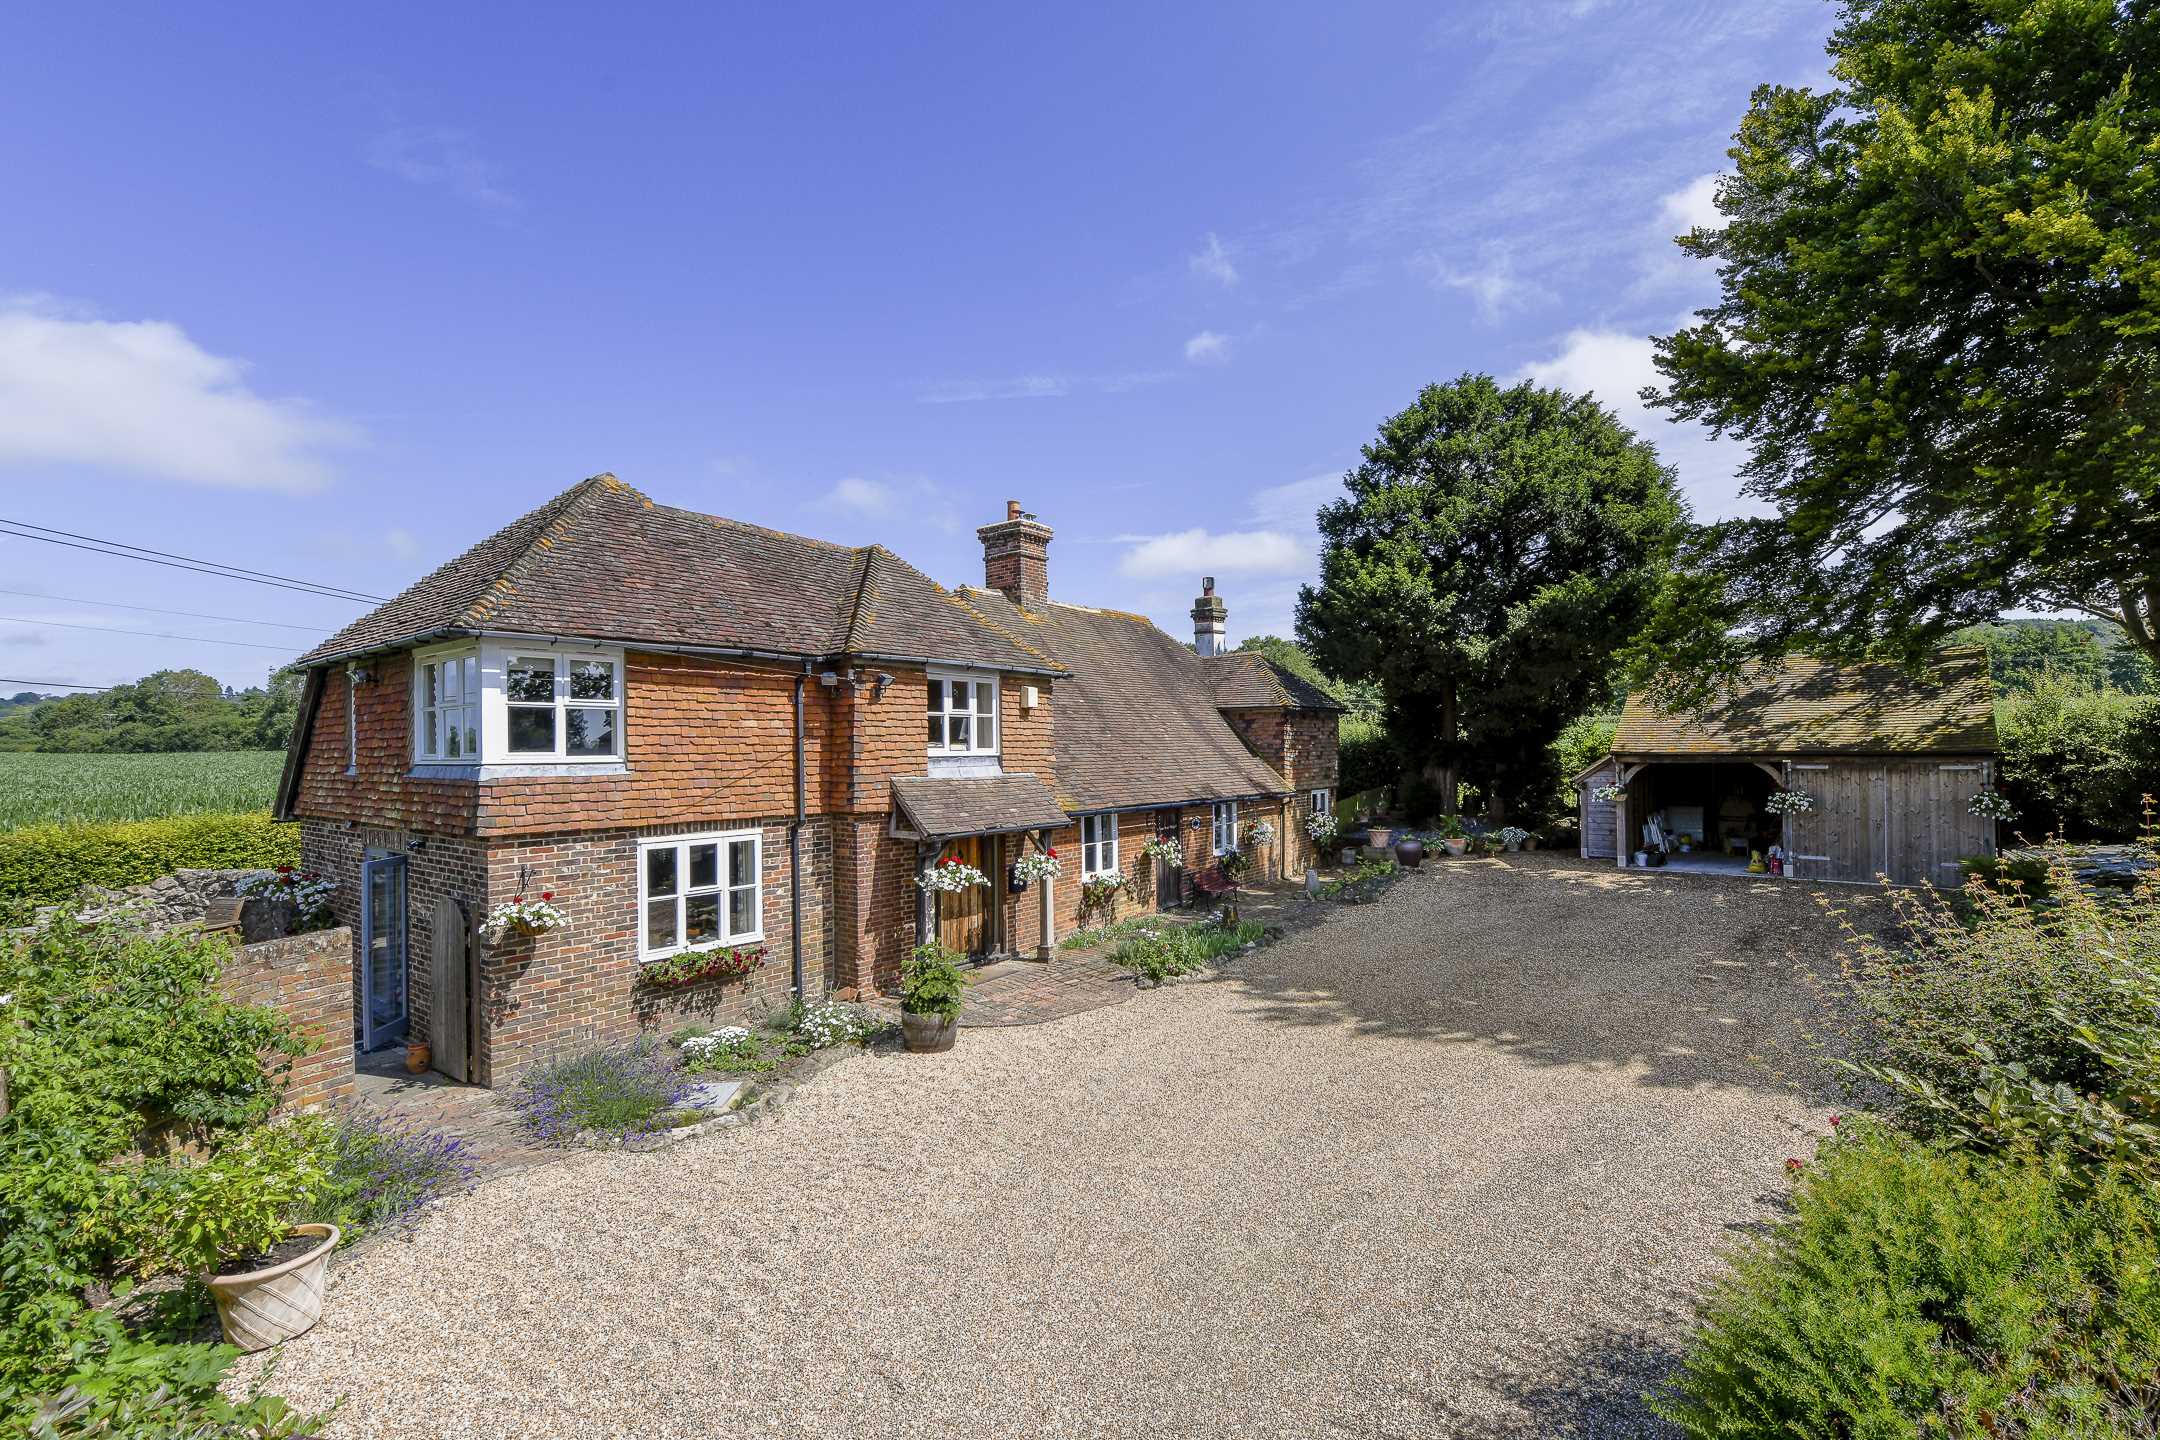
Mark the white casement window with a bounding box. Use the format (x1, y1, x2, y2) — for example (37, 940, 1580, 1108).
(1213, 800, 1239, 855)
(412, 641, 625, 767)
(1080, 813, 1119, 877)
(505, 650, 621, 759)
(927, 671, 999, 755)
(640, 829, 763, 959)
(414, 648, 481, 761)
(1309, 788, 1331, 816)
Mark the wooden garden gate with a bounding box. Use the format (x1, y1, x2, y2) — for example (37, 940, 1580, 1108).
(428, 895, 476, 1083)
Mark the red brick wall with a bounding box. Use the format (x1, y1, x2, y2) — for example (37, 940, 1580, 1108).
(216, 927, 357, 1112)
(1222, 706, 1340, 873)
(291, 655, 478, 834)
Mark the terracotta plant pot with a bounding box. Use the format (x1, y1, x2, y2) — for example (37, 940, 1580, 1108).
(206, 1223, 340, 1353)
(1367, 826, 1395, 849)
(1393, 838, 1425, 869)
(1526, 838, 1540, 851)
(404, 1040, 431, 1074)
(901, 1011, 959, 1053)
(1442, 837, 1468, 857)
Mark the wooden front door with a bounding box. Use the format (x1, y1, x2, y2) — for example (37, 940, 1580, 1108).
(938, 836, 997, 957)
(1155, 814, 1183, 908)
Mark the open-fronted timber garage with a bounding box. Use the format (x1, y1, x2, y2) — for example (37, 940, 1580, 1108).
(1576, 651, 1998, 887)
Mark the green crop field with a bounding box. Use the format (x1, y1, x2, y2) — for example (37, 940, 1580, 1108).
(0, 751, 285, 831)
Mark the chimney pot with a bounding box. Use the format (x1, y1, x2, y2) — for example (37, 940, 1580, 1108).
(1006, 499, 1022, 521)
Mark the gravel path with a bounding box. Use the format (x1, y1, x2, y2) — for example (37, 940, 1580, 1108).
(244, 855, 1873, 1439)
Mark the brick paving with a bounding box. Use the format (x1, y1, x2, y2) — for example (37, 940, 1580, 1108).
(350, 1050, 559, 1179)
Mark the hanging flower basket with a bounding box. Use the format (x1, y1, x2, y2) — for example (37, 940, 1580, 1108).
(483, 893, 567, 942)
(1138, 836, 1183, 868)
(1968, 789, 2017, 821)
(1764, 789, 1816, 817)
(1011, 848, 1062, 884)
(1592, 784, 1625, 803)
(917, 858, 990, 893)
(1246, 820, 1276, 847)
(1304, 811, 1339, 844)
(639, 943, 768, 989)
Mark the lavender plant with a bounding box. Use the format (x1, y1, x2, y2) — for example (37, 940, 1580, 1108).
(296, 1107, 479, 1239)
(507, 1041, 693, 1145)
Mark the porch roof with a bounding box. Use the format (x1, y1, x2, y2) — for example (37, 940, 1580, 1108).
(891, 773, 1071, 839)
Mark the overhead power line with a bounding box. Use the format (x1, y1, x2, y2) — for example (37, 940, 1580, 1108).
(0, 587, 333, 633)
(0, 518, 389, 604)
(0, 614, 297, 652)
(0, 678, 108, 691)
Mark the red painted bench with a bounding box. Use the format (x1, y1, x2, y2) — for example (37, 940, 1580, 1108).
(1190, 865, 1236, 902)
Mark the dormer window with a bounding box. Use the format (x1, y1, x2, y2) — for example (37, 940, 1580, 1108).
(927, 671, 998, 756)
(412, 641, 625, 768)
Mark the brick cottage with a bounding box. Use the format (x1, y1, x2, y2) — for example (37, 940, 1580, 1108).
(276, 476, 1340, 1085)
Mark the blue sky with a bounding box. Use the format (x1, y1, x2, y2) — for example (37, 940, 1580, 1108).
(0, 1, 1833, 691)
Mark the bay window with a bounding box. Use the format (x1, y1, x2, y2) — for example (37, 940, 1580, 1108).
(640, 829, 763, 959)
(506, 651, 619, 759)
(411, 641, 626, 768)
(1080, 812, 1119, 877)
(927, 671, 998, 755)
(415, 648, 480, 762)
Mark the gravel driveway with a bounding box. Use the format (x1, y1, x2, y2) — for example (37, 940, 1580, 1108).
(249, 855, 1871, 1439)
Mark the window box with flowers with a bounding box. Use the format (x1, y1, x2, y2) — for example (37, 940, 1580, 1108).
(484, 893, 568, 944)
(1305, 810, 1339, 846)
(638, 942, 769, 990)
(1079, 869, 1133, 917)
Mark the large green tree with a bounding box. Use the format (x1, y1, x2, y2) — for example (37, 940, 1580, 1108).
(1296, 376, 1685, 818)
(1648, 0, 2160, 688)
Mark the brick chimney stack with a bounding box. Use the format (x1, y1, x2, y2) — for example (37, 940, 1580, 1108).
(1191, 576, 1227, 656)
(977, 499, 1054, 602)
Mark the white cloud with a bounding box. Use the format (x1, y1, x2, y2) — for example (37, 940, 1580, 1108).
(916, 371, 1171, 404)
(0, 298, 361, 492)
(1417, 251, 1549, 322)
(1513, 326, 1759, 520)
(1118, 528, 1306, 579)
(1659, 173, 1728, 233)
(1189, 232, 1239, 287)
(384, 527, 418, 561)
(1246, 471, 1342, 529)
(816, 476, 894, 515)
(364, 125, 518, 209)
(1184, 330, 1231, 365)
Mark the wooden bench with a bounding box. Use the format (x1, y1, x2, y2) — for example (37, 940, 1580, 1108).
(1189, 864, 1237, 903)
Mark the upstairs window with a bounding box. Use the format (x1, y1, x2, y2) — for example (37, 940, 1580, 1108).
(1309, 788, 1331, 816)
(928, 672, 998, 755)
(506, 651, 620, 759)
(416, 648, 480, 761)
(1080, 812, 1119, 878)
(1213, 799, 1239, 855)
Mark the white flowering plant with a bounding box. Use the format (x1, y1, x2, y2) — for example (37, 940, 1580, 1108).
(1305, 810, 1339, 844)
(1968, 789, 2017, 821)
(236, 866, 337, 927)
(1139, 836, 1183, 868)
(917, 857, 990, 892)
(1764, 789, 1817, 816)
(484, 893, 569, 939)
(1246, 820, 1276, 847)
(794, 1001, 883, 1049)
(1592, 784, 1625, 804)
(679, 1026, 757, 1070)
(1011, 847, 1062, 884)
(1495, 826, 1531, 846)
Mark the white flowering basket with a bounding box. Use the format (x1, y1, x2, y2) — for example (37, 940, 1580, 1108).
(1495, 826, 1531, 846)
(1764, 789, 1816, 817)
(1968, 789, 2017, 821)
(484, 894, 568, 939)
(1305, 810, 1339, 844)
(1011, 849, 1062, 884)
(917, 859, 990, 893)
(1139, 837, 1183, 868)
(1246, 820, 1276, 847)
(1592, 784, 1625, 803)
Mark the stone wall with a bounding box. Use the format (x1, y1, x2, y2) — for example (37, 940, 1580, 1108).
(213, 926, 358, 1112)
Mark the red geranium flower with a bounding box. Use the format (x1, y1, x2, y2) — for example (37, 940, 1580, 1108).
(541, 891, 554, 901)
(1784, 1157, 1805, 1173)
(1829, 1115, 1841, 1129)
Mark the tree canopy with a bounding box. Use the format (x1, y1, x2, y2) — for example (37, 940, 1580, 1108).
(1645, 0, 2160, 688)
(0, 669, 300, 753)
(1296, 375, 1685, 818)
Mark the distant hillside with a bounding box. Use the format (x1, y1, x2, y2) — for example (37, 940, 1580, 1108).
(0, 668, 301, 753)
(0, 690, 52, 716)
(1952, 617, 2154, 695)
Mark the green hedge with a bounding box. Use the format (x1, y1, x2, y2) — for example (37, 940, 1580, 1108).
(1997, 682, 2160, 840)
(0, 811, 299, 909)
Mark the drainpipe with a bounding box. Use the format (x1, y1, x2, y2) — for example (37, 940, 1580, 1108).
(791, 663, 809, 1000)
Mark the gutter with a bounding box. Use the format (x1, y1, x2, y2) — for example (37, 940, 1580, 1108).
(297, 629, 1071, 679)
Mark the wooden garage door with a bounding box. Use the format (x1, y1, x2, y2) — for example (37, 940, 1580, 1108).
(1788, 759, 1994, 886)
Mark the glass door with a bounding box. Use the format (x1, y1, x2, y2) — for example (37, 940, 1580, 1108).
(360, 853, 409, 1050)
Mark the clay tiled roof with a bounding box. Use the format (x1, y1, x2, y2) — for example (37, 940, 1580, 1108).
(891, 773, 1070, 838)
(296, 475, 1062, 675)
(1615, 650, 1997, 756)
(950, 588, 1293, 813)
(1205, 651, 1345, 711)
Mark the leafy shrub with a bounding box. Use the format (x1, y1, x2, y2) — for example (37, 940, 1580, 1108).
(104, 1117, 331, 1279)
(1336, 715, 1399, 803)
(0, 812, 299, 909)
(1996, 680, 2160, 841)
(1112, 917, 1266, 987)
(1655, 1123, 2160, 1438)
(507, 1042, 691, 1146)
(291, 1108, 477, 1242)
(902, 942, 968, 1019)
(1831, 851, 2160, 1182)
(1321, 856, 1400, 903)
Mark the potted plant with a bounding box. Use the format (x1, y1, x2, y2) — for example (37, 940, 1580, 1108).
(483, 892, 568, 944)
(900, 941, 968, 1052)
(1431, 815, 1468, 857)
(1011, 846, 1062, 888)
(1217, 846, 1251, 921)
(208, 1222, 342, 1353)
(1494, 825, 1531, 853)
(1393, 831, 1426, 868)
